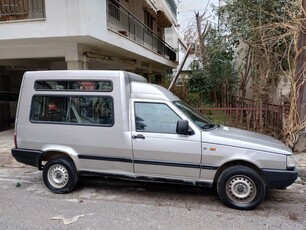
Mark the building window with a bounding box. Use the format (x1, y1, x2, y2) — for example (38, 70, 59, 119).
(31, 95, 114, 126)
(144, 10, 154, 31)
(134, 102, 180, 134)
(0, 0, 29, 20)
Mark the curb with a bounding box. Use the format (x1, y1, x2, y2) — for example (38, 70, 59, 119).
(297, 168, 306, 178)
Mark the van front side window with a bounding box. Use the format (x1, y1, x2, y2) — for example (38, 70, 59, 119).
(134, 102, 180, 134)
(31, 95, 114, 126)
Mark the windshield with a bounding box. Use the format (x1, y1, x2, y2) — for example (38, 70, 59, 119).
(173, 101, 216, 130)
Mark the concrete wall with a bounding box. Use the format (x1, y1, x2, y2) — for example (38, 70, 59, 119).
(0, 0, 177, 69)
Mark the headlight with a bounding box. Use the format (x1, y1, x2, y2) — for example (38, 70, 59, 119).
(286, 155, 296, 169)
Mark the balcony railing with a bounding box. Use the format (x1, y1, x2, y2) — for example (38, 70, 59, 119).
(107, 0, 176, 62)
(0, 0, 45, 22)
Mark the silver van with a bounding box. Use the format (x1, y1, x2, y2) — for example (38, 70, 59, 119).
(12, 70, 297, 210)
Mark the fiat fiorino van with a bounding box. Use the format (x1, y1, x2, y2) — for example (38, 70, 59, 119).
(12, 70, 297, 210)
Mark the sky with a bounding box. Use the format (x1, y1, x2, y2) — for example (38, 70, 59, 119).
(176, 0, 220, 36)
(175, 0, 220, 68)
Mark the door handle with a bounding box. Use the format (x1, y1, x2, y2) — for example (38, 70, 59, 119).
(132, 134, 145, 139)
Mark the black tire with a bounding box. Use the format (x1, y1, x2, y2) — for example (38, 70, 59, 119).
(43, 157, 78, 194)
(217, 165, 266, 210)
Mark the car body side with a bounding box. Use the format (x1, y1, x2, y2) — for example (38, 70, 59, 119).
(12, 70, 297, 194)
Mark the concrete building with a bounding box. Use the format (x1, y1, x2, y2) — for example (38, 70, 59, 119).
(0, 0, 179, 91)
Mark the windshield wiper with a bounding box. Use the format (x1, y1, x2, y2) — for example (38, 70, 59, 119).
(201, 123, 216, 129)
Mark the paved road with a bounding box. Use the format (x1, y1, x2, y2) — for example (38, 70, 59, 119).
(0, 166, 305, 230)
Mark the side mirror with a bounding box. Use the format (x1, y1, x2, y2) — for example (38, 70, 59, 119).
(176, 120, 194, 135)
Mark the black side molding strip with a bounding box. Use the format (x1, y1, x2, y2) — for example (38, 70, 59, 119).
(134, 159, 200, 169)
(200, 165, 219, 170)
(78, 155, 132, 163)
(78, 155, 218, 170)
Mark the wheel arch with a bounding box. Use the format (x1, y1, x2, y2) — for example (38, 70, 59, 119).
(40, 148, 79, 171)
(42, 150, 72, 162)
(213, 160, 266, 185)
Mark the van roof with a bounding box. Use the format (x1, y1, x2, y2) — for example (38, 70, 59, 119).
(23, 70, 147, 83)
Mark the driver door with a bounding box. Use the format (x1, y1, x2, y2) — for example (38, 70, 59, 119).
(131, 101, 202, 179)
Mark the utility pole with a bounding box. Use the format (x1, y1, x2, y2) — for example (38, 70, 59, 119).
(294, 0, 306, 152)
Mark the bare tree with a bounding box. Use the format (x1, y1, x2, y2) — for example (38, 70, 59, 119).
(195, 11, 211, 67)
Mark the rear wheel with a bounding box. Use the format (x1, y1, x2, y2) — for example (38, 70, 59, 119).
(217, 165, 266, 210)
(43, 157, 78, 194)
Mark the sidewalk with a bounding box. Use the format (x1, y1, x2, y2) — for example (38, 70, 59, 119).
(0, 129, 26, 168)
(1, 129, 306, 178)
(295, 152, 306, 178)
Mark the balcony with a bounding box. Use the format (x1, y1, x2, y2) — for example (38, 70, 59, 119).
(107, 0, 176, 62)
(0, 0, 45, 22)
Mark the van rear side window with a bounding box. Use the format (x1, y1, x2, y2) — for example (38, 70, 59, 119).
(30, 95, 114, 126)
(34, 80, 113, 92)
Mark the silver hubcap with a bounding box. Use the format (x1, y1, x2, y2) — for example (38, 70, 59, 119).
(226, 175, 257, 204)
(47, 164, 69, 188)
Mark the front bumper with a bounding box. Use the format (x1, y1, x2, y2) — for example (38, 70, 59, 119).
(262, 168, 298, 189)
(11, 148, 44, 170)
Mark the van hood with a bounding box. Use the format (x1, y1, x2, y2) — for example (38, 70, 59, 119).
(202, 126, 292, 155)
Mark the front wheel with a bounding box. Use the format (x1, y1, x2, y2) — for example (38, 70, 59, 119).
(217, 166, 266, 210)
(43, 157, 78, 194)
